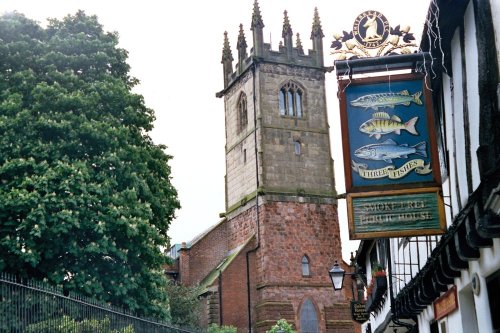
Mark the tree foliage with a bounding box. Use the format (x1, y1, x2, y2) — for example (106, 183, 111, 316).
(165, 281, 202, 329)
(0, 11, 180, 319)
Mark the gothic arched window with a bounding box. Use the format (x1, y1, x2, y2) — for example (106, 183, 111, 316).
(300, 298, 319, 333)
(238, 92, 248, 133)
(278, 82, 304, 118)
(302, 255, 310, 276)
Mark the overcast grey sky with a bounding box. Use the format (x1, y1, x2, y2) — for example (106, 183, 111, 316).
(1, 0, 431, 261)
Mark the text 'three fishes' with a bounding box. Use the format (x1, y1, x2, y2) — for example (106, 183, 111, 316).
(354, 139, 427, 163)
(350, 90, 423, 110)
(359, 112, 419, 140)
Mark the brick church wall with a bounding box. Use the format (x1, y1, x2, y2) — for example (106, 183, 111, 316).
(220, 238, 257, 333)
(181, 180, 354, 333)
(181, 221, 229, 286)
(324, 303, 360, 333)
(226, 205, 258, 250)
(251, 201, 354, 333)
(256, 201, 342, 285)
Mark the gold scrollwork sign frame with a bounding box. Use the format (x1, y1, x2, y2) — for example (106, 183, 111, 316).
(331, 10, 418, 60)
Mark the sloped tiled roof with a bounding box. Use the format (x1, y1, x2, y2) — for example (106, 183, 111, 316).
(197, 235, 255, 295)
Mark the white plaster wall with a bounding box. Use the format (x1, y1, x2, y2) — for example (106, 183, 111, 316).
(367, 296, 391, 332)
(441, 178, 453, 227)
(450, 29, 471, 210)
(472, 239, 500, 332)
(442, 73, 461, 217)
(417, 307, 434, 333)
(438, 73, 453, 226)
(464, 2, 481, 190)
(458, 286, 479, 333)
(390, 238, 405, 293)
(415, 239, 500, 333)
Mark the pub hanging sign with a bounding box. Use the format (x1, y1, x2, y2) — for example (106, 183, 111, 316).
(338, 73, 445, 239)
(339, 73, 441, 191)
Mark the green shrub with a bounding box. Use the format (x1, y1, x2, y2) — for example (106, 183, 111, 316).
(267, 319, 296, 333)
(207, 323, 238, 333)
(25, 316, 135, 333)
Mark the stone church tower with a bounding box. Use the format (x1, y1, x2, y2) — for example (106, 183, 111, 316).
(174, 2, 354, 333)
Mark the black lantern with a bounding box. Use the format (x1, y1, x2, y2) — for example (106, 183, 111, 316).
(329, 260, 345, 291)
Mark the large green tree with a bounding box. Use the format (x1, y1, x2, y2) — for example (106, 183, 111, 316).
(0, 11, 180, 319)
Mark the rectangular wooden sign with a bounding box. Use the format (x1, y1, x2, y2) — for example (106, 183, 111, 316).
(434, 286, 458, 321)
(347, 187, 446, 239)
(338, 73, 442, 192)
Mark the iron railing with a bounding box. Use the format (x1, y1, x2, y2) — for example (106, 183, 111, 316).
(392, 235, 440, 294)
(0, 272, 198, 333)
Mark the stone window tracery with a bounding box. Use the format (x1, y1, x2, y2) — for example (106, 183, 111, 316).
(279, 81, 304, 118)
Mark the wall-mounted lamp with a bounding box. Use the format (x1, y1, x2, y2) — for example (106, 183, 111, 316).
(329, 256, 367, 300)
(328, 260, 346, 291)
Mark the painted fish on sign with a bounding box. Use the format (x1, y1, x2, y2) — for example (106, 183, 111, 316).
(354, 139, 427, 163)
(359, 111, 419, 140)
(350, 90, 422, 110)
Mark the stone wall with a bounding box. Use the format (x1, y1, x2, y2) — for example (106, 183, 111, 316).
(225, 71, 258, 210)
(257, 63, 335, 197)
(224, 63, 336, 211)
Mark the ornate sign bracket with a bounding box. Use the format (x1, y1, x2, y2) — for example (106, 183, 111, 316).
(331, 10, 419, 61)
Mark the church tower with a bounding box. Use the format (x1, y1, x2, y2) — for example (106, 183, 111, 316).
(214, 2, 354, 333)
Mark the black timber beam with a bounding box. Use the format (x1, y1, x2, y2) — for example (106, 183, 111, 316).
(454, 222, 480, 260)
(421, 271, 440, 300)
(432, 274, 448, 293)
(439, 253, 461, 279)
(465, 212, 493, 248)
(477, 209, 500, 238)
(445, 242, 469, 271)
(435, 264, 454, 286)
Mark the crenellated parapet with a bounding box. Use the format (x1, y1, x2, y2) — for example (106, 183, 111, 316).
(220, 1, 325, 90)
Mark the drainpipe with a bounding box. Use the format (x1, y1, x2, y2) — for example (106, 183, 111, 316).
(218, 270, 223, 325)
